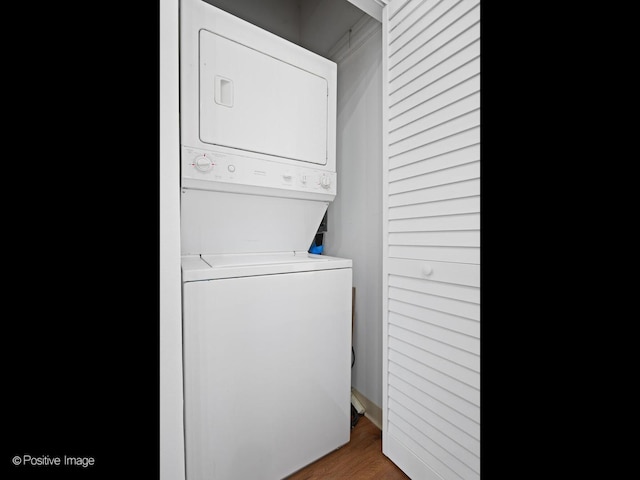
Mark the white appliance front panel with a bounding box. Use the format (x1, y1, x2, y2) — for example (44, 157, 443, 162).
(180, 0, 338, 184)
(183, 267, 352, 480)
(181, 146, 336, 200)
(180, 189, 329, 255)
(200, 30, 328, 165)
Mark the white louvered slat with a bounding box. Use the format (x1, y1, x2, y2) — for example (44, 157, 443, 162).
(388, 245, 479, 264)
(388, 348, 479, 406)
(390, 0, 478, 65)
(387, 420, 458, 480)
(389, 322, 479, 371)
(383, 1, 480, 478)
(388, 143, 479, 181)
(390, 401, 480, 475)
(389, 385, 479, 456)
(388, 229, 479, 248)
(389, 0, 425, 29)
(389, 0, 451, 53)
(388, 298, 479, 337)
(388, 410, 479, 479)
(389, 373, 479, 439)
(389, 126, 479, 170)
(387, 420, 468, 480)
(389, 89, 479, 145)
(388, 212, 480, 234)
(389, 363, 480, 421)
(390, 1, 480, 77)
(390, 56, 480, 123)
(389, 311, 479, 355)
(389, 246, 480, 263)
(389, 21, 480, 103)
(388, 274, 480, 303)
(388, 178, 479, 208)
(391, 80, 479, 145)
(391, 395, 479, 465)
(388, 195, 479, 219)
(389, 286, 479, 320)
(389, 160, 479, 195)
(388, 334, 479, 387)
(390, 107, 479, 158)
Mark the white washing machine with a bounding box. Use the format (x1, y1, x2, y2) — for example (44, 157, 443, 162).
(179, 1, 352, 479)
(182, 252, 352, 479)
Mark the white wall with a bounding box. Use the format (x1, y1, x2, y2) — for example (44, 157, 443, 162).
(299, 0, 365, 56)
(160, 0, 185, 479)
(325, 20, 383, 408)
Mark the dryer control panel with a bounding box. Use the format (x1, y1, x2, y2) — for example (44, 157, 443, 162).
(181, 146, 336, 197)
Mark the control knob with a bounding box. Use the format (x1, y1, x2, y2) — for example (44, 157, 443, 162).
(320, 175, 331, 189)
(194, 156, 213, 172)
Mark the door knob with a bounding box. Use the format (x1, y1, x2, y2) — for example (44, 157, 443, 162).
(421, 264, 433, 277)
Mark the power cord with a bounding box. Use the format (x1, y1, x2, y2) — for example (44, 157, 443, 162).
(350, 346, 362, 429)
(350, 403, 362, 429)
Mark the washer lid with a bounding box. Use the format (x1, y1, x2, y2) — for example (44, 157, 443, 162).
(182, 252, 352, 282)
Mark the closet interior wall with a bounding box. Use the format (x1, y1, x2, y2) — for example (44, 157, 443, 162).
(324, 17, 383, 411)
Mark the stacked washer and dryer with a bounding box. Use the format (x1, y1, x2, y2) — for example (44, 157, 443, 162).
(179, 1, 353, 479)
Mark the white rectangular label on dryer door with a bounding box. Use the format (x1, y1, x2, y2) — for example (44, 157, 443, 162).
(199, 29, 328, 165)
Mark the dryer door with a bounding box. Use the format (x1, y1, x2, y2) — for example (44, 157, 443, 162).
(199, 30, 328, 165)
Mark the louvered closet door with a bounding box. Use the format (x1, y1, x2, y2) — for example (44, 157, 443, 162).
(381, 0, 480, 479)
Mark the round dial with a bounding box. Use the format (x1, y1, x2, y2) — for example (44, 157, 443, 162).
(320, 175, 331, 188)
(194, 156, 213, 172)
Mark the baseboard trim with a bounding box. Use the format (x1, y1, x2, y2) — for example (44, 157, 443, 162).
(351, 388, 382, 431)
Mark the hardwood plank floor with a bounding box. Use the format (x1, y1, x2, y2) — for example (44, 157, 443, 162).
(286, 415, 409, 479)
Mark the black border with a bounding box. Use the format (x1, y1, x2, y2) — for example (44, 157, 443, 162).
(4, 2, 160, 477)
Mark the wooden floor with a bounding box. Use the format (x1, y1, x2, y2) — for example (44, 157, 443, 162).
(286, 416, 409, 480)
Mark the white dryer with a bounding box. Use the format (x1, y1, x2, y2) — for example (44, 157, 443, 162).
(179, 0, 339, 257)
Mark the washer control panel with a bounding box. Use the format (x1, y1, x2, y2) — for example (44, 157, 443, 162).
(181, 146, 336, 195)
